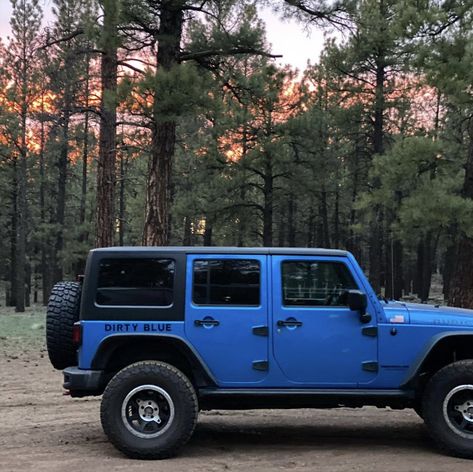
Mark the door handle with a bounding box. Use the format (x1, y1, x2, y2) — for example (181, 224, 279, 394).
(277, 318, 303, 328)
(194, 319, 220, 327)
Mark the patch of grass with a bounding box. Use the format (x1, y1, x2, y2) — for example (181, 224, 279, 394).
(0, 305, 47, 355)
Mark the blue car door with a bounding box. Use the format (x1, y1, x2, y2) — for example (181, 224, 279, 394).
(271, 255, 378, 387)
(185, 254, 269, 386)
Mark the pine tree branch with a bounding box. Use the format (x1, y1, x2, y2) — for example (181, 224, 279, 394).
(180, 47, 282, 62)
(39, 29, 84, 49)
(117, 60, 147, 75)
(283, 0, 351, 30)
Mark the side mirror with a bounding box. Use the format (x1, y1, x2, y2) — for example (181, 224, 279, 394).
(344, 290, 371, 324)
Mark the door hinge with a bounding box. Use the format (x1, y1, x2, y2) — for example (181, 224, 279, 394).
(252, 325, 269, 337)
(362, 326, 378, 337)
(362, 361, 379, 373)
(252, 360, 269, 371)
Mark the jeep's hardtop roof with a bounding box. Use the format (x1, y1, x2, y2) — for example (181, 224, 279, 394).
(90, 246, 349, 257)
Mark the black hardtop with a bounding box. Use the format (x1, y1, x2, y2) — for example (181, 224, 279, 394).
(90, 246, 349, 257)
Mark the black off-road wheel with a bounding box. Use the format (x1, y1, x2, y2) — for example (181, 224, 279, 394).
(46, 281, 81, 370)
(100, 361, 198, 460)
(423, 360, 473, 459)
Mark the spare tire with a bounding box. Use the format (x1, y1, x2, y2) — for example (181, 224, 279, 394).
(46, 281, 82, 370)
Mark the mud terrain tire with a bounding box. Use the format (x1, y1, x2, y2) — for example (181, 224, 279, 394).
(46, 281, 81, 370)
(100, 361, 198, 460)
(423, 359, 473, 459)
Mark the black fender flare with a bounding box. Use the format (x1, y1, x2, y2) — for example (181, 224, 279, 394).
(401, 331, 473, 389)
(90, 333, 217, 386)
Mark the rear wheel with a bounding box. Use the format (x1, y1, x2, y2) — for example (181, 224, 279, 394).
(100, 361, 198, 459)
(423, 360, 473, 458)
(46, 281, 81, 370)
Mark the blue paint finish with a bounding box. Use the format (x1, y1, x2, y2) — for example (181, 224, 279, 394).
(271, 255, 379, 387)
(382, 302, 410, 324)
(184, 254, 269, 385)
(76, 248, 473, 393)
(78, 320, 187, 369)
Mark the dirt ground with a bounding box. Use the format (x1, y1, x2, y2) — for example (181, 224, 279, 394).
(1, 310, 473, 472)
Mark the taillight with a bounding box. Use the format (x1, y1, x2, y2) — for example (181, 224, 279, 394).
(72, 322, 82, 347)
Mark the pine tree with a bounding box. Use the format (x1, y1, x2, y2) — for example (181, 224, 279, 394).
(1, 0, 43, 311)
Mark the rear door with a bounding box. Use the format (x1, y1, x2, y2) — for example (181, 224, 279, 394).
(271, 255, 378, 387)
(185, 254, 269, 386)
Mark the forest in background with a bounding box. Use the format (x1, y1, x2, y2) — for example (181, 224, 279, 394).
(2, 0, 473, 311)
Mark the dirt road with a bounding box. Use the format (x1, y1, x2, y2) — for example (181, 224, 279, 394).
(1, 312, 472, 472)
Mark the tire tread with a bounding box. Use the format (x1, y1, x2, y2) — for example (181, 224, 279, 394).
(423, 359, 473, 459)
(46, 281, 81, 370)
(100, 361, 198, 460)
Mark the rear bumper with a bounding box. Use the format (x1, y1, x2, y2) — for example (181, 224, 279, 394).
(63, 367, 106, 397)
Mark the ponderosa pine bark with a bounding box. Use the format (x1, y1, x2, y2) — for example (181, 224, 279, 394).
(16, 76, 28, 312)
(52, 85, 71, 283)
(142, 1, 183, 246)
(95, 0, 118, 248)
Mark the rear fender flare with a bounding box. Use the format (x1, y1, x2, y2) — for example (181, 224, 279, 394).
(90, 333, 217, 386)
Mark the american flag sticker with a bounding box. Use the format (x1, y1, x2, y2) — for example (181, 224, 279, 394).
(390, 315, 405, 324)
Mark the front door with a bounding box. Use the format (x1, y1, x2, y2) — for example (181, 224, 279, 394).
(185, 254, 268, 386)
(271, 255, 378, 387)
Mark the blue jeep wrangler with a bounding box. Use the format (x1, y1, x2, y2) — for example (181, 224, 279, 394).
(46, 247, 473, 459)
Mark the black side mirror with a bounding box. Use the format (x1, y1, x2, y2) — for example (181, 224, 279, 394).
(344, 290, 371, 324)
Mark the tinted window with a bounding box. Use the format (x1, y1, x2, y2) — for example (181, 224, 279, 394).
(96, 258, 174, 306)
(282, 261, 357, 307)
(193, 259, 260, 306)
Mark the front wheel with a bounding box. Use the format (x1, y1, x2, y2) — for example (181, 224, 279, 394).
(100, 361, 198, 459)
(423, 360, 473, 459)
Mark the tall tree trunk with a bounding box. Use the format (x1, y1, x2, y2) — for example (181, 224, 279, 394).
(385, 236, 403, 300)
(319, 188, 330, 247)
(9, 160, 18, 307)
(38, 93, 51, 304)
(203, 217, 213, 246)
(182, 216, 192, 245)
(347, 145, 360, 255)
(333, 186, 340, 248)
(369, 208, 383, 295)
(262, 152, 273, 247)
(307, 202, 315, 247)
(52, 93, 71, 283)
(443, 233, 457, 302)
(278, 205, 286, 247)
(368, 46, 386, 294)
(118, 154, 127, 246)
(143, 2, 184, 245)
(287, 192, 296, 247)
(16, 63, 29, 312)
(143, 121, 175, 245)
(449, 121, 473, 307)
(96, 0, 119, 248)
(416, 232, 435, 302)
(16, 148, 27, 312)
(80, 53, 91, 238)
(393, 239, 403, 300)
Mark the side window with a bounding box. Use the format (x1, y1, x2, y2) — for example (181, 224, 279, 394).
(193, 259, 260, 306)
(96, 258, 175, 307)
(282, 261, 358, 307)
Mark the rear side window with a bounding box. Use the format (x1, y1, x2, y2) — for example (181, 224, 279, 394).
(282, 261, 357, 307)
(193, 259, 260, 306)
(96, 258, 175, 307)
